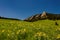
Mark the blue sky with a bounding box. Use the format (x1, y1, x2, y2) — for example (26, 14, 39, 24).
(0, 0, 60, 19)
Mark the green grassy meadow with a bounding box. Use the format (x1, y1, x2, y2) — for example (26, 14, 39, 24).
(0, 19, 60, 40)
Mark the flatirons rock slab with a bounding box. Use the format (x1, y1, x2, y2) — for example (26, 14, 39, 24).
(24, 14, 41, 22)
(24, 11, 60, 22)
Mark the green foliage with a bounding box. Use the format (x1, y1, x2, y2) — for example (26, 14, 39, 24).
(0, 19, 60, 40)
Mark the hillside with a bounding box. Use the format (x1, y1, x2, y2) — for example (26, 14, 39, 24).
(0, 16, 20, 20)
(0, 19, 60, 40)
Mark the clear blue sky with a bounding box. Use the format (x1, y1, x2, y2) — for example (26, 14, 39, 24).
(0, 0, 60, 20)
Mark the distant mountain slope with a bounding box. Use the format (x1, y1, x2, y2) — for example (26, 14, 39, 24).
(24, 11, 60, 22)
(0, 16, 20, 20)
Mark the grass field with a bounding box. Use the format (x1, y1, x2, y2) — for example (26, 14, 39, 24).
(0, 19, 60, 40)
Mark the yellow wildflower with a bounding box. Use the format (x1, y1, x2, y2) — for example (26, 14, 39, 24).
(36, 32, 40, 34)
(8, 34, 10, 36)
(23, 29, 26, 32)
(34, 34, 37, 37)
(58, 28, 60, 30)
(36, 32, 42, 36)
(43, 33, 46, 36)
(2, 30, 5, 32)
(36, 32, 47, 37)
(16, 30, 21, 34)
(8, 30, 11, 33)
(57, 34, 60, 39)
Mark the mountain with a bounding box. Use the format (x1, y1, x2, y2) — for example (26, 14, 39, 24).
(24, 11, 60, 22)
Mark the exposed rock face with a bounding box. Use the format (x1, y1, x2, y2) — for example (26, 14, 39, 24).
(24, 14, 41, 22)
(41, 11, 47, 19)
(24, 11, 60, 22)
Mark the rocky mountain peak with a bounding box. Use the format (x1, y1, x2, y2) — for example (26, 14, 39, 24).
(41, 11, 47, 19)
(42, 11, 46, 14)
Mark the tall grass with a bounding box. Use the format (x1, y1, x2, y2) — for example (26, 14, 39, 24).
(0, 19, 60, 40)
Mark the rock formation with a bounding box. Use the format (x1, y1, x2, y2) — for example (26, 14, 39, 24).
(24, 11, 60, 22)
(41, 11, 47, 19)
